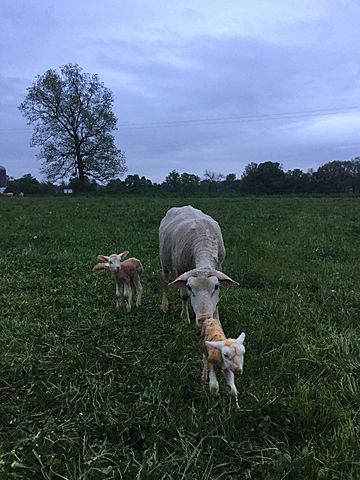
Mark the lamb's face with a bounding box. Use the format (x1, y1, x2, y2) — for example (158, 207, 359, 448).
(206, 333, 246, 373)
(222, 337, 245, 373)
(186, 275, 220, 325)
(96, 251, 129, 273)
(107, 254, 122, 273)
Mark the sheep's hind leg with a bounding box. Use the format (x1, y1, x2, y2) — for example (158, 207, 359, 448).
(161, 268, 169, 313)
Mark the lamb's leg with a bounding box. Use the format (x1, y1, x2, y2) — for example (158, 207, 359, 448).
(134, 276, 142, 307)
(115, 282, 123, 309)
(123, 282, 132, 312)
(224, 370, 239, 409)
(179, 285, 190, 324)
(161, 267, 169, 313)
(202, 354, 208, 383)
(208, 366, 219, 395)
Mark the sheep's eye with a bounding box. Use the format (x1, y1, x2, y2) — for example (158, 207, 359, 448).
(187, 284, 192, 292)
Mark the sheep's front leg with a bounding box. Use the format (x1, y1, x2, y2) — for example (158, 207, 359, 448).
(123, 282, 132, 312)
(179, 285, 190, 324)
(115, 282, 123, 309)
(224, 370, 239, 409)
(208, 365, 219, 395)
(161, 268, 169, 313)
(134, 276, 142, 307)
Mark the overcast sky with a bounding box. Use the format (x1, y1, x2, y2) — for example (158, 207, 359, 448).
(1, 0, 360, 182)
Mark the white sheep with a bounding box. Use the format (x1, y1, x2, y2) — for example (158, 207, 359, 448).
(159, 205, 238, 325)
(93, 251, 143, 311)
(202, 317, 245, 409)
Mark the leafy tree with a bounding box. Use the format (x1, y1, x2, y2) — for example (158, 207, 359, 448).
(124, 174, 152, 189)
(241, 161, 286, 194)
(222, 173, 241, 193)
(313, 159, 360, 193)
(105, 178, 124, 193)
(67, 175, 98, 192)
(349, 157, 360, 193)
(242, 163, 258, 178)
(19, 63, 127, 191)
(284, 169, 312, 194)
(163, 170, 181, 192)
(6, 173, 57, 194)
(180, 172, 200, 192)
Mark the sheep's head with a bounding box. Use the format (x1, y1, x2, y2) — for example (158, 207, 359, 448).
(95, 251, 129, 273)
(206, 333, 245, 374)
(168, 269, 238, 325)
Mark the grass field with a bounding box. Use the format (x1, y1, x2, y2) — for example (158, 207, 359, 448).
(1, 195, 359, 479)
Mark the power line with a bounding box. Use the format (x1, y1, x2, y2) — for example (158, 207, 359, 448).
(118, 106, 360, 129)
(0, 106, 359, 134)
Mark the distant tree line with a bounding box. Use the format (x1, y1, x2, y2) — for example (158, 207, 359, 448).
(5, 158, 360, 195)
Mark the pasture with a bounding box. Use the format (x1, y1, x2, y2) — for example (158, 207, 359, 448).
(0, 195, 359, 479)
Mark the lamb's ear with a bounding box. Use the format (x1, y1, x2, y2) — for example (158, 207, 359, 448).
(168, 271, 193, 288)
(119, 251, 129, 261)
(237, 332, 245, 344)
(92, 263, 110, 272)
(213, 270, 239, 286)
(205, 340, 224, 351)
(97, 255, 109, 262)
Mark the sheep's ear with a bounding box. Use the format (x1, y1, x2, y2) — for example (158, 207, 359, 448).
(205, 340, 224, 351)
(93, 263, 110, 272)
(213, 270, 239, 286)
(97, 255, 109, 262)
(168, 271, 193, 288)
(119, 251, 129, 261)
(237, 332, 245, 344)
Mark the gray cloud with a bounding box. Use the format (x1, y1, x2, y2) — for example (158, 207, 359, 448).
(1, 0, 360, 182)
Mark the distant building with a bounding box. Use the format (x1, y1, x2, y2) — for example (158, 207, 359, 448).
(0, 165, 6, 194)
(63, 188, 73, 194)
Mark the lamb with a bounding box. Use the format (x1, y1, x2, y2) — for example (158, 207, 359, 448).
(202, 317, 245, 409)
(92, 251, 143, 311)
(159, 205, 238, 325)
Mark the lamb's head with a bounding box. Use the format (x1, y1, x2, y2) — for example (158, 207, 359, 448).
(206, 332, 246, 374)
(168, 269, 238, 325)
(96, 251, 129, 273)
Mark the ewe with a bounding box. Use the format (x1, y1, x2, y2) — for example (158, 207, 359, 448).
(202, 318, 245, 409)
(93, 251, 143, 311)
(159, 205, 238, 325)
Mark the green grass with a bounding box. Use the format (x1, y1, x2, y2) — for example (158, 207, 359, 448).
(0, 195, 360, 479)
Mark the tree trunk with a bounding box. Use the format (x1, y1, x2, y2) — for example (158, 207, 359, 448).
(75, 142, 85, 191)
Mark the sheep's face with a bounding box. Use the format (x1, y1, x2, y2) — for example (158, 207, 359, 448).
(97, 251, 129, 273)
(206, 333, 246, 373)
(168, 269, 239, 325)
(186, 275, 220, 324)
